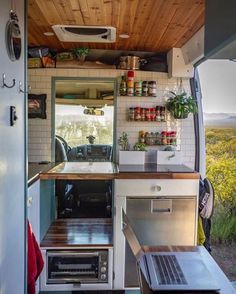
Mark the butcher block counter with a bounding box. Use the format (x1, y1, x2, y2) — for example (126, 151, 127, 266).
(39, 162, 199, 180)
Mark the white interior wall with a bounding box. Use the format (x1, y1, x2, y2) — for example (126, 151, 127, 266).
(28, 68, 195, 168)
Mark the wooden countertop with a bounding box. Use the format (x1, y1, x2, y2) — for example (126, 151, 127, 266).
(28, 162, 57, 186)
(41, 218, 113, 248)
(40, 162, 117, 180)
(39, 162, 199, 180)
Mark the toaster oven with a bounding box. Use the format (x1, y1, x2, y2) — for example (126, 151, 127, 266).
(40, 248, 113, 291)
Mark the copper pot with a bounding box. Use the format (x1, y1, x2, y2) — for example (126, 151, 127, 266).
(119, 56, 146, 70)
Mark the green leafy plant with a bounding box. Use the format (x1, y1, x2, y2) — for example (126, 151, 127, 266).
(71, 47, 89, 61)
(166, 91, 198, 119)
(118, 132, 130, 151)
(133, 142, 147, 151)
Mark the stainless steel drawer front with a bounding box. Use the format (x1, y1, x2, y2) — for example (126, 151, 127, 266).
(125, 196, 196, 287)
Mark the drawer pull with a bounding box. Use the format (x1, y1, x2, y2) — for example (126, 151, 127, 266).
(152, 208, 171, 213)
(151, 199, 172, 214)
(152, 185, 161, 192)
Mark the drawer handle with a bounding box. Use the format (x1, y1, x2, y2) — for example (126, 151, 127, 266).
(152, 208, 171, 213)
(152, 185, 161, 192)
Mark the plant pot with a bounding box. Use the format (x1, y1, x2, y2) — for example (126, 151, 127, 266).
(119, 151, 145, 165)
(173, 113, 189, 119)
(77, 55, 86, 64)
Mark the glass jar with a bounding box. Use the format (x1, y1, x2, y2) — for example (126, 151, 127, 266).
(127, 70, 134, 96)
(141, 108, 146, 121)
(155, 132, 161, 145)
(160, 106, 166, 121)
(161, 131, 167, 145)
(139, 130, 146, 143)
(119, 75, 127, 96)
(129, 107, 135, 121)
(134, 81, 142, 96)
(170, 131, 177, 145)
(150, 108, 156, 121)
(134, 107, 141, 121)
(145, 108, 151, 121)
(142, 81, 148, 96)
(156, 106, 161, 122)
(166, 132, 171, 145)
(148, 81, 157, 97)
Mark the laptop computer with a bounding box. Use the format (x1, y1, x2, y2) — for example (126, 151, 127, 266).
(122, 210, 220, 293)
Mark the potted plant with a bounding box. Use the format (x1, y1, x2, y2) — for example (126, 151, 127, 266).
(166, 91, 198, 119)
(133, 142, 147, 151)
(71, 47, 89, 63)
(118, 132, 146, 165)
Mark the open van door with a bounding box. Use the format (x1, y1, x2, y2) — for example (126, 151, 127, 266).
(0, 0, 26, 293)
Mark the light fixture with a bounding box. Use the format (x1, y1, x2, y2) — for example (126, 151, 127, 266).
(119, 34, 130, 39)
(43, 32, 54, 36)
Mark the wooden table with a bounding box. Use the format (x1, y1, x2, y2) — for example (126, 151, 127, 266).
(138, 246, 236, 294)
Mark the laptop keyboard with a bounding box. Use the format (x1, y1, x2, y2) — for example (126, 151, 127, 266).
(153, 255, 187, 285)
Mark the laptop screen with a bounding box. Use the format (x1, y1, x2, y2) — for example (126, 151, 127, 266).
(122, 209, 144, 259)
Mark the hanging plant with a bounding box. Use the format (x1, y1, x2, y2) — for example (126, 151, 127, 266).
(166, 91, 198, 119)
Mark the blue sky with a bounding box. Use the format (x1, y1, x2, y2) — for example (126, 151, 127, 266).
(198, 59, 236, 114)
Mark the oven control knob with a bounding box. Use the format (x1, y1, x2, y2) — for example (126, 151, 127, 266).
(101, 274, 107, 280)
(101, 267, 107, 273)
(103, 261, 107, 266)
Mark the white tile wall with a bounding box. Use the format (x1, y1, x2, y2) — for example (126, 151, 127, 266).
(28, 69, 195, 168)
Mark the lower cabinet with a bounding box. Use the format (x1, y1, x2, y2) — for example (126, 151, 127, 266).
(113, 179, 199, 289)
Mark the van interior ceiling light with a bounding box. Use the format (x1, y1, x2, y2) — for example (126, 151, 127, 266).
(52, 25, 116, 43)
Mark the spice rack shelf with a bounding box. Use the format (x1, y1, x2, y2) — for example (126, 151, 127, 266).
(128, 120, 167, 122)
(118, 95, 159, 98)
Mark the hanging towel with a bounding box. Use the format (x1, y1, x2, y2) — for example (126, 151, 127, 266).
(27, 221, 44, 294)
(197, 216, 206, 245)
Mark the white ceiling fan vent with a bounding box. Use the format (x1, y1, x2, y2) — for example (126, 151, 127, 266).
(52, 25, 116, 43)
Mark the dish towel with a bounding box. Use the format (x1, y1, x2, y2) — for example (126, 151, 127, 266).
(27, 221, 44, 294)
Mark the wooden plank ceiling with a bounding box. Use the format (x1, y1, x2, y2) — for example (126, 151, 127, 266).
(28, 0, 205, 52)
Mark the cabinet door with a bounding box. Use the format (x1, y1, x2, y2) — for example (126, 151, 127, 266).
(27, 180, 40, 242)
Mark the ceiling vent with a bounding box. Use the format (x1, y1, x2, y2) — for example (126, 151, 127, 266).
(52, 25, 116, 43)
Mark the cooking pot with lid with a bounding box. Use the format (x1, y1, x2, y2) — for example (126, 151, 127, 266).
(119, 55, 146, 70)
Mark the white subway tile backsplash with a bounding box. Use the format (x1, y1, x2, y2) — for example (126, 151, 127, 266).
(28, 68, 195, 168)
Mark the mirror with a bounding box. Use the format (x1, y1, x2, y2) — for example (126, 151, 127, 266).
(54, 78, 116, 162)
(5, 11, 22, 61)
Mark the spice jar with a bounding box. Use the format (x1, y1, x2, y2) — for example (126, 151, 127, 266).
(134, 81, 142, 96)
(166, 132, 171, 145)
(119, 75, 127, 96)
(160, 106, 166, 121)
(145, 108, 151, 121)
(129, 107, 135, 121)
(148, 81, 157, 96)
(150, 108, 156, 121)
(139, 130, 145, 143)
(170, 131, 177, 145)
(155, 132, 161, 145)
(134, 107, 141, 121)
(142, 81, 148, 96)
(161, 131, 167, 145)
(156, 106, 161, 122)
(141, 108, 146, 121)
(127, 70, 134, 96)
